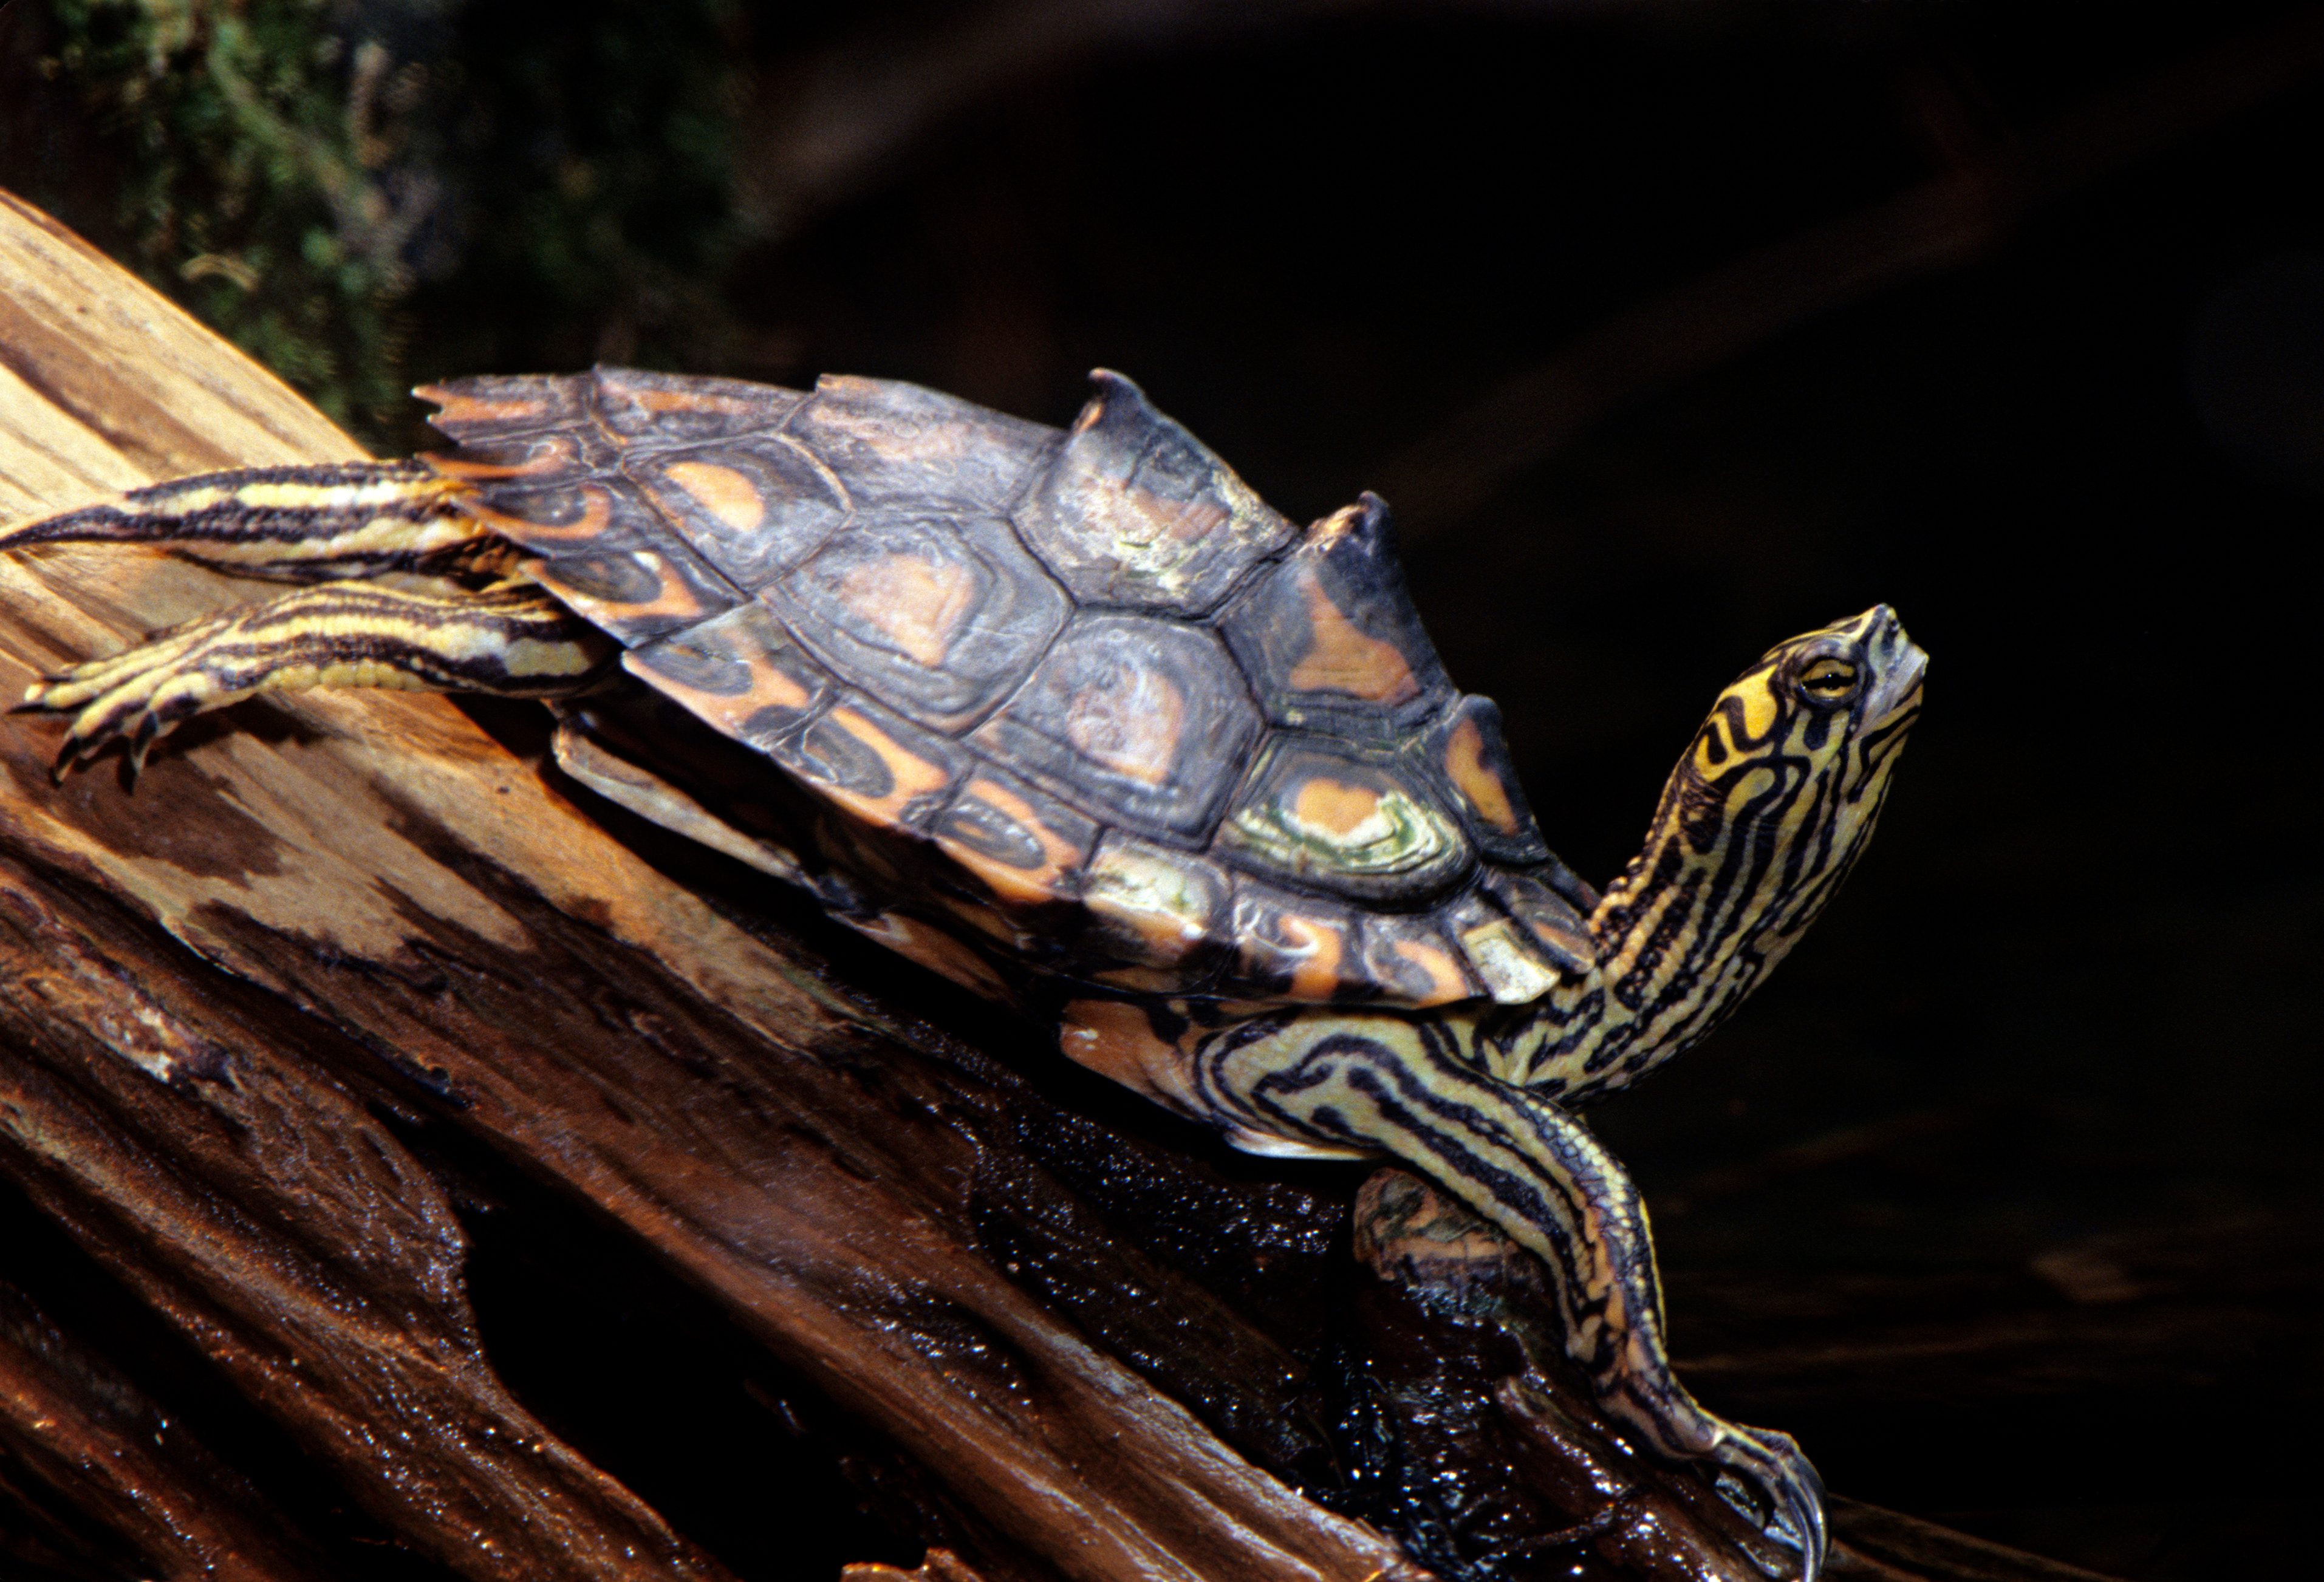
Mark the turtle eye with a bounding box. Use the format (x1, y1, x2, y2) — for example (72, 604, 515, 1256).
(1796, 656, 1861, 703)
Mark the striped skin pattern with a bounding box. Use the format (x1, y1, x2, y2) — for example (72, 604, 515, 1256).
(1188, 1011, 1825, 1557)
(0, 390, 1926, 1581)
(4, 463, 606, 776)
(1178, 607, 1924, 1575)
(23, 581, 609, 776)
(1499, 605, 1924, 1103)
(3, 462, 493, 581)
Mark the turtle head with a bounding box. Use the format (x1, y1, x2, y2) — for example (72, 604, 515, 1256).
(1683, 603, 1926, 907)
(1563, 606, 1924, 1095)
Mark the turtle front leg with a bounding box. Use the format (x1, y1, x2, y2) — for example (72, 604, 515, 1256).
(1190, 1011, 1828, 1580)
(19, 582, 611, 777)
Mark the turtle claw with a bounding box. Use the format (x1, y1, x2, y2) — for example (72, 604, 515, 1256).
(17, 633, 231, 781)
(1715, 1422, 1828, 1581)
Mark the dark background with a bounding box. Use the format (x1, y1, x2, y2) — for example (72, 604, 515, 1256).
(7, 4, 2323, 1579)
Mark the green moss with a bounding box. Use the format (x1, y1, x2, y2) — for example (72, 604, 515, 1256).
(13, 0, 750, 446)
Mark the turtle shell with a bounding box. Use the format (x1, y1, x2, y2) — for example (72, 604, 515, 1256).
(421, 366, 1598, 1008)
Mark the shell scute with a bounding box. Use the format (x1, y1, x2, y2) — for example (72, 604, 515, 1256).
(1357, 912, 1482, 1008)
(769, 510, 1068, 734)
(1220, 493, 1450, 738)
(1427, 694, 1551, 865)
(1216, 735, 1473, 905)
(969, 612, 1261, 841)
(456, 475, 636, 551)
(1478, 868, 1592, 973)
(627, 438, 848, 592)
(787, 374, 1055, 512)
(419, 372, 592, 445)
(1220, 879, 1362, 1001)
(1445, 890, 1569, 1004)
(624, 602, 833, 751)
(517, 502, 744, 646)
(590, 366, 802, 443)
(932, 768, 1097, 910)
(428, 425, 620, 479)
(1078, 832, 1231, 978)
(768, 692, 967, 834)
(1014, 371, 1295, 614)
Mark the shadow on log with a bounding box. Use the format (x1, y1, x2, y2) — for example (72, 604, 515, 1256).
(0, 190, 2128, 1582)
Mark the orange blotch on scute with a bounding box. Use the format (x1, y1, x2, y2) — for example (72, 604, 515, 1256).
(1065, 669, 1186, 786)
(1248, 913, 1347, 1001)
(1291, 776, 1382, 837)
(821, 706, 954, 824)
(1390, 939, 1472, 1007)
(833, 554, 977, 667)
(665, 461, 767, 533)
(936, 777, 1089, 907)
(1287, 565, 1420, 703)
(1444, 717, 1520, 835)
(460, 487, 614, 545)
(635, 387, 752, 416)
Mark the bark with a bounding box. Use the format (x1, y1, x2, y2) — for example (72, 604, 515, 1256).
(0, 189, 2128, 1582)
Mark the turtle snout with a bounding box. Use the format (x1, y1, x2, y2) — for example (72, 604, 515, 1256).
(1858, 605, 1927, 723)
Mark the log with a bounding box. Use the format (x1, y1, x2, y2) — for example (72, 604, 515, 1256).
(0, 188, 2129, 1582)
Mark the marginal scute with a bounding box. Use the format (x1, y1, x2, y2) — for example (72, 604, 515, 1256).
(767, 692, 966, 834)
(456, 477, 635, 551)
(770, 511, 1069, 733)
(427, 425, 618, 478)
(624, 603, 832, 752)
(971, 613, 1261, 840)
(788, 375, 1056, 511)
(1358, 912, 1481, 1009)
(590, 366, 802, 442)
(1220, 493, 1449, 737)
(419, 372, 592, 443)
(1446, 891, 1568, 1004)
(1013, 370, 1296, 614)
(1217, 736, 1472, 904)
(933, 769, 1097, 910)
(1427, 694, 1551, 865)
(1479, 869, 1592, 973)
(629, 438, 848, 591)
(1079, 832, 1229, 973)
(1221, 880, 1361, 1001)
(521, 514, 743, 645)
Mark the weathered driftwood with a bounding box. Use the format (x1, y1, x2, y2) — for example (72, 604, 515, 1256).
(0, 189, 2126, 1582)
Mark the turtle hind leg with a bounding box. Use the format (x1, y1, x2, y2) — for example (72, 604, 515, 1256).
(0, 460, 496, 581)
(1191, 1013, 1829, 1580)
(19, 582, 611, 779)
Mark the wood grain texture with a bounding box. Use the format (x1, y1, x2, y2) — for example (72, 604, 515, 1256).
(0, 188, 1422, 1582)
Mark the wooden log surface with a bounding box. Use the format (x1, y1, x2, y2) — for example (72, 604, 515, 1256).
(0, 189, 2133, 1582)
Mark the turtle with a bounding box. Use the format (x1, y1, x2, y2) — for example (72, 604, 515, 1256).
(0, 366, 1926, 1578)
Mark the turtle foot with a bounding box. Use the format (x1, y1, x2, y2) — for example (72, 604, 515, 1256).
(1708, 1421, 1827, 1581)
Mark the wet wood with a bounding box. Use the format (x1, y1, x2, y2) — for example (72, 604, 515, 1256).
(0, 189, 2134, 1582)
(0, 185, 1419, 1582)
